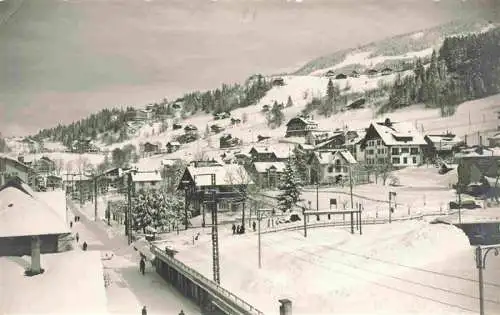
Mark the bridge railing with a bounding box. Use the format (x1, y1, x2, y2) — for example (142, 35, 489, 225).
(151, 246, 264, 315)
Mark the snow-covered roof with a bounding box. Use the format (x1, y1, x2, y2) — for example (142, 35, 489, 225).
(0, 153, 32, 170)
(0, 251, 108, 315)
(286, 116, 318, 126)
(161, 159, 181, 167)
(188, 164, 253, 187)
(253, 162, 286, 173)
(313, 150, 357, 165)
(167, 141, 181, 146)
(346, 130, 367, 145)
(0, 179, 70, 237)
(489, 132, 500, 140)
(425, 134, 463, 150)
(249, 145, 291, 159)
(371, 121, 427, 146)
(131, 171, 162, 182)
(455, 147, 500, 158)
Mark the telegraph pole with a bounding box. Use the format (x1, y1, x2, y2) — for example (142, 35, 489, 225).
(126, 172, 133, 244)
(94, 176, 98, 222)
(208, 174, 220, 284)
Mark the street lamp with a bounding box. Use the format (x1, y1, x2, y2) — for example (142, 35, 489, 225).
(475, 245, 500, 315)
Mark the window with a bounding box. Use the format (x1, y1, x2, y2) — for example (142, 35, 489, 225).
(392, 148, 399, 155)
(392, 157, 400, 164)
(412, 157, 417, 164)
(367, 149, 374, 155)
(401, 148, 409, 153)
(151, 182, 156, 186)
(410, 148, 419, 155)
(335, 160, 341, 173)
(403, 157, 408, 164)
(377, 140, 381, 146)
(328, 166, 334, 173)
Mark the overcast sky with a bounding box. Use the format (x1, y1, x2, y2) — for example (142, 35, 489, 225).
(0, 0, 495, 136)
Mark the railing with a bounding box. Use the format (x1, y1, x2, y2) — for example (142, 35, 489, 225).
(151, 246, 264, 315)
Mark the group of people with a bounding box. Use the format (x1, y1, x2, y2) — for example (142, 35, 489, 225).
(232, 221, 257, 235)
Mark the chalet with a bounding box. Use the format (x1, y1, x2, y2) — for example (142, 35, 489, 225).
(381, 67, 393, 76)
(305, 130, 336, 146)
(230, 117, 242, 125)
(0, 153, 33, 187)
(271, 77, 285, 86)
(131, 171, 162, 192)
(350, 70, 360, 78)
(161, 158, 182, 168)
(65, 173, 93, 202)
(308, 150, 357, 185)
(220, 134, 242, 149)
(325, 70, 335, 77)
(100, 167, 130, 193)
(46, 175, 63, 190)
(345, 98, 366, 111)
(30, 156, 57, 175)
(136, 109, 153, 121)
(250, 162, 286, 189)
(424, 133, 464, 159)
(248, 146, 290, 162)
(309, 132, 345, 149)
(285, 116, 319, 138)
(335, 73, 347, 80)
(257, 135, 271, 142)
(173, 123, 183, 130)
(0, 177, 70, 257)
(166, 141, 181, 153)
(142, 142, 160, 155)
(177, 164, 253, 214)
(211, 124, 225, 134)
(366, 69, 378, 77)
(345, 130, 366, 163)
(176, 132, 199, 144)
(72, 138, 99, 153)
(214, 112, 231, 120)
(360, 118, 427, 167)
(489, 133, 500, 147)
(456, 148, 500, 186)
(184, 124, 198, 132)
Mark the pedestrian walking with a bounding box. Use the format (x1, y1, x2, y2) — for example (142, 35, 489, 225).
(82, 241, 88, 251)
(70, 221, 73, 228)
(236, 225, 241, 234)
(75, 232, 79, 243)
(140, 257, 146, 275)
(232, 224, 236, 235)
(141, 306, 147, 315)
(179, 310, 185, 315)
(252, 221, 256, 232)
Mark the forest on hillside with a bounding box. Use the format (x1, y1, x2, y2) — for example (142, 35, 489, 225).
(382, 26, 500, 115)
(31, 74, 272, 148)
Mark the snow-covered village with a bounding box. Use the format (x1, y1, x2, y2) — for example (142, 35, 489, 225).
(2, 1, 500, 315)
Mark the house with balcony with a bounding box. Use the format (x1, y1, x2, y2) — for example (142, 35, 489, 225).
(177, 164, 253, 215)
(166, 141, 181, 153)
(142, 142, 160, 156)
(308, 150, 357, 185)
(248, 146, 290, 162)
(360, 118, 427, 168)
(249, 162, 286, 189)
(345, 130, 366, 163)
(0, 154, 33, 187)
(285, 116, 319, 138)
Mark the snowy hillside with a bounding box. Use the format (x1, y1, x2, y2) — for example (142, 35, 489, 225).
(295, 18, 496, 76)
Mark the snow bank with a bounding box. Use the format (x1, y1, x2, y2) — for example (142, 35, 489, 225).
(0, 251, 108, 315)
(172, 221, 473, 314)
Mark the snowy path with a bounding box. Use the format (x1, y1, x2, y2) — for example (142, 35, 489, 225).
(68, 202, 201, 315)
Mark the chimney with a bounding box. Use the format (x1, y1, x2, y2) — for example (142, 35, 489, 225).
(464, 135, 468, 146)
(384, 118, 392, 127)
(479, 135, 483, 147)
(18, 156, 24, 163)
(30, 236, 42, 275)
(279, 299, 292, 315)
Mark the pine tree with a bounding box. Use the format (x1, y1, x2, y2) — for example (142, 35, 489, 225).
(276, 158, 303, 212)
(286, 95, 293, 107)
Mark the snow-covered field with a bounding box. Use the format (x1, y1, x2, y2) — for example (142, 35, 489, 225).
(0, 251, 108, 315)
(264, 166, 461, 220)
(158, 220, 500, 314)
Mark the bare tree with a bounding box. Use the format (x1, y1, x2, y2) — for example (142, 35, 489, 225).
(225, 166, 258, 232)
(378, 163, 394, 186)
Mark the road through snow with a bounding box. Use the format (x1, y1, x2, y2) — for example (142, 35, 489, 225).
(69, 202, 201, 315)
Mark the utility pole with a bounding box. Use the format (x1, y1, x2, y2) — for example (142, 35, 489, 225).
(258, 209, 262, 269)
(181, 180, 191, 230)
(209, 174, 220, 284)
(388, 191, 396, 223)
(475, 245, 500, 315)
(126, 172, 133, 244)
(94, 175, 98, 222)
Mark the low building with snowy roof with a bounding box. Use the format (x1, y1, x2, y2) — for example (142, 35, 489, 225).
(308, 150, 357, 185)
(131, 170, 162, 192)
(0, 250, 108, 315)
(166, 141, 181, 153)
(248, 145, 291, 162)
(489, 132, 500, 147)
(424, 133, 464, 158)
(0, 178, 71, 275)
(178, 164, 254, 214)
(360, 118, 428, 168)
(249, 161, 286, 189)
